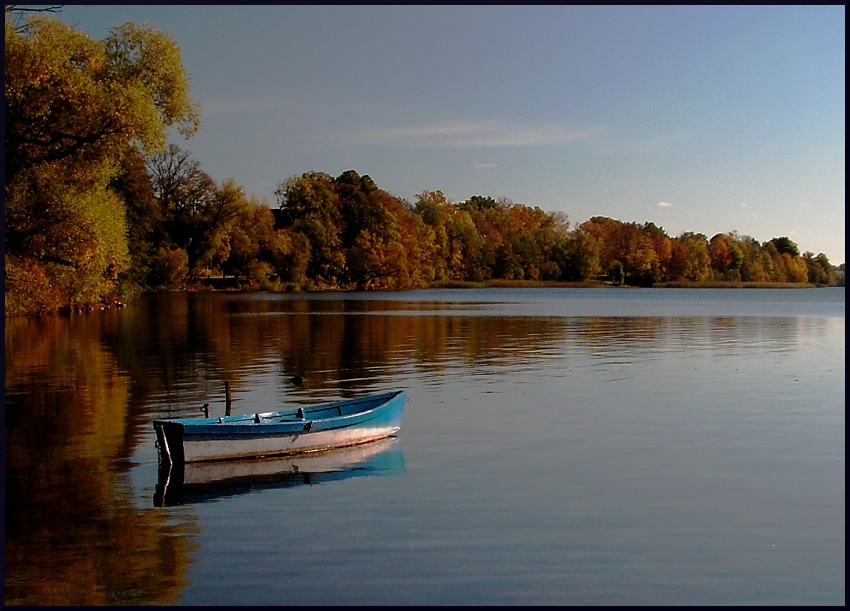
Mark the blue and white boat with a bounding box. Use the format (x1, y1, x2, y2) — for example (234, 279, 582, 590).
(153, 390, 407, 464)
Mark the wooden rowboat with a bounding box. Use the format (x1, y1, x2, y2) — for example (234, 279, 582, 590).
(153, 390, 407, 464)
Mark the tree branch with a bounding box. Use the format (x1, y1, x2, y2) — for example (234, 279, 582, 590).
(5, 5, 64, 33)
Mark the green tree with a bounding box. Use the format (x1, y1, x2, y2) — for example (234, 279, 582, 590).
(675, 232, 712, 282)
(762, 239, 807, 283)
(456, 195, 500, 213)
(803, 252, 837, 286)
(730, 233, 770, 282)
(766, 236, 800, 258)
(611, 261, 625, 286)
(334, 170, 381, 247)
(146, 147, 250, 280)
(275, 172, 345, 286)
(560, 231, 600, 281)
(109, 147, 160, 294)
(395, 209, 436, 288)
(5, 13, 200, 315)
(414, 191, 455, 281)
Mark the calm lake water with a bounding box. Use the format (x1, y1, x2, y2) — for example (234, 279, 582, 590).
(5, 288, 845, 605)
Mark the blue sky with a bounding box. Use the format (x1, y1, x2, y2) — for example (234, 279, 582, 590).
(56, 5, 845, 264)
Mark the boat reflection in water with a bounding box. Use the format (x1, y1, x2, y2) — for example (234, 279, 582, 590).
(155, 436, 405, 506)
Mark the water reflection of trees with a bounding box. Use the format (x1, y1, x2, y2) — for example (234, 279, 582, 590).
(93, 294, 580, 396)
(5, 314, 194, 605)
(6, 459, 194, 605)
(4, 293, 821, 604)
(98, 294, 823, 394)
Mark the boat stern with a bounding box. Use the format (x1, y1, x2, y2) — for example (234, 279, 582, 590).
(154, 421, 185, 465)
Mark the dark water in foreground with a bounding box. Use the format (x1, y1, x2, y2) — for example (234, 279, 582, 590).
(5, 288, 845, 605)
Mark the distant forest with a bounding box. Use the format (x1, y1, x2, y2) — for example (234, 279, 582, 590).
(4, 8, 843, 317)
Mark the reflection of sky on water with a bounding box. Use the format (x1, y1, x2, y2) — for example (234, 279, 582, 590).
(234, 287, 846, 319)
(5, 288, 844, 606)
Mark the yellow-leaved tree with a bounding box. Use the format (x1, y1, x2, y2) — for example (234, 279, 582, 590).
(4, 9, 200, 315)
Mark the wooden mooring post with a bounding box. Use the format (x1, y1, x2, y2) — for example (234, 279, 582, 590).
(225, 381, 232, 416)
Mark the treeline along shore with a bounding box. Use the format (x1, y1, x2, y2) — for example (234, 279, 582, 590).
(4, 8, 844, 317)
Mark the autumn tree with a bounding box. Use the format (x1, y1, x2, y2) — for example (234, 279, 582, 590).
(108, 147, 160, 292)
(670, 232, 711, 282)
(763, 239, 807, 283)
(5, 13, 200, 315)
(335, 171, 405, 288)
(578, 216, 659, 284)
(731, 233, 771, 282)
(497, 203, 561, 280)
(274, 170, 430, 290)
(641, 222, 672, 284)
(576, 216, 624, 281)
(708, 233, 744, 281)
(416, 191, 482, 282)
(344, 189, 419, 289)
(461, 198, 524, 280)
(146, 144, 215, 279)
(223, 200, 297, 288)
(275, 172, 345, 286)
(4, 5, 63, 34)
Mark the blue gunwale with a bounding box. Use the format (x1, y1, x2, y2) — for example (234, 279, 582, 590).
(157, 390, 402, 429)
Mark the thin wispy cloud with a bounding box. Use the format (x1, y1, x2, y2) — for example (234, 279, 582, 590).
(658, 201, 673, 207)
(343, 120, 598, 149)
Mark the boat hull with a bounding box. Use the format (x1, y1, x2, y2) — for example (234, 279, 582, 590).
(154, 390, 406, 464)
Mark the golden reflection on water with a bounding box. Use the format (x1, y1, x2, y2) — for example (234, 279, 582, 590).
(4, 290, 842, 605)
(5, 314, 195, 606)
